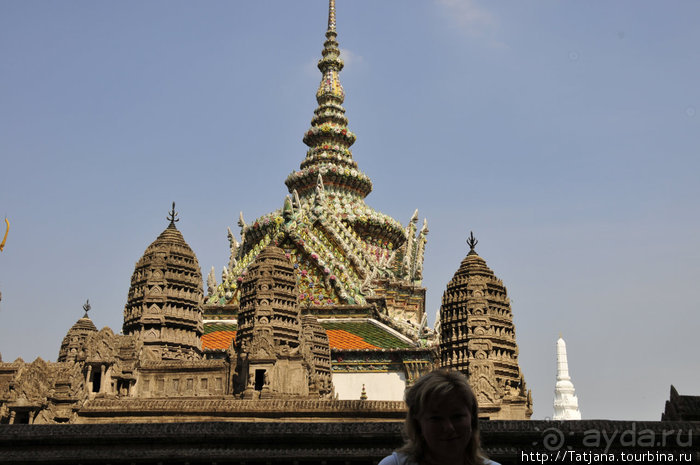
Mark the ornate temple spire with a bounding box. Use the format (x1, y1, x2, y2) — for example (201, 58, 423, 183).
(328, 0, 336, 31)
(285, 0, 373, 200)
(57, 300, 98, 362)
(123, 206, 204, 361)
(438, 232, 532, 419)
(553, 335, 582, 420)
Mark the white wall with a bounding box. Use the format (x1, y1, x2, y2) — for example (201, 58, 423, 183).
(333, 371, 407, 401)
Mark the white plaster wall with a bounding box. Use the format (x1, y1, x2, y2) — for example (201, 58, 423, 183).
(333, 371, 407, 401)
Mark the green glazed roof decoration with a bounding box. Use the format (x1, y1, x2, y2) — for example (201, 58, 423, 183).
(321, 321, 414, 349)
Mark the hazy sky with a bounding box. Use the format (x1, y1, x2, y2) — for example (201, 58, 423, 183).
(1, 1, 698, 421)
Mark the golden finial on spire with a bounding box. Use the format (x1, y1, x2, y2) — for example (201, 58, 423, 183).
(328, 0, 336, 32)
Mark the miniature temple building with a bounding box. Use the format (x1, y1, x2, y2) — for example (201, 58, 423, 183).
(553, 335, 581, 420)
(234, 245, 333, 398)
(205, 1, 428, 319)
(57, 300, 98, 363)
(438, 233, 532, 420)
(0, 1, 539, 424)
(122, 203, 204, 361)
(201, 0, 434, 400)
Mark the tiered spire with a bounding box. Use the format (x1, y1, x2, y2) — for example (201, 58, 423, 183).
(285, 0, 373, 200)
(209, 1, 425, 325)
(122, 205, 204, 361)
(57, 300, 98, 362)
(438, 232, 532, 419)
(553, 335, 582, 419)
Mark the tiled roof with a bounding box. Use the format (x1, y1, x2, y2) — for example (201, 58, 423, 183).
(321, 321, 413, 349)
(201, 320, 413, 351)
(202, 323, 237, 350)
(326, 330, 379, 350)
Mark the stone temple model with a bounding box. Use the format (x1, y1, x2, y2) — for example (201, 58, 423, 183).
(0, 0, 532, 424)
(436, 233, 532, 419)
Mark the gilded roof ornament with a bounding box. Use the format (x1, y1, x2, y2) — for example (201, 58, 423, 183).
(0, 217, 8, 252)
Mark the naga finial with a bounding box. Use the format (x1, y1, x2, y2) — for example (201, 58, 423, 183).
(0, 217, 8, 252)
(167, 202, 179, 225)
(82, 299, 91, 317)
(467, 231, 478, 252)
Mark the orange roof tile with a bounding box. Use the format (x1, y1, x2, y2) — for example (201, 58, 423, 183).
(202, 330, 236, 350)
(202, 320, 411, 351)
(326, 329, 379, 350)
(322, 321, 412, 349)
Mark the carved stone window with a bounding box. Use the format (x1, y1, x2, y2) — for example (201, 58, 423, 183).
(91, 369, 102, 393)
(13, 411, 30, 424)
(254, 370, 266, 391)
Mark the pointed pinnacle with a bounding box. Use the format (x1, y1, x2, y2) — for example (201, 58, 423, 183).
(328, 0, 336, 32)
(467, 231, 478, 252)
(167, 202, 179, 225)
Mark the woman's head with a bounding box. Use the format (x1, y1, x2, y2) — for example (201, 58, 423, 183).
(400, 370, 483, 464)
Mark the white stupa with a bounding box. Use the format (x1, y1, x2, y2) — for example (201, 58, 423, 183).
(553, 335, 581, 420)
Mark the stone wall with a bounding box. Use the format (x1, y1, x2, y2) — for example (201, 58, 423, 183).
(0, 420, 698, 464)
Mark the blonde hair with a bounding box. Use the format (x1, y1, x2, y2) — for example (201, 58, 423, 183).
(398, 370, 486, 465)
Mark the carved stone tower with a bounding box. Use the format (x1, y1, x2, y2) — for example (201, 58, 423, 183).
(301, 312, 333, 396)
(57, 300, 98, 363)
(122, 204, 204, 361)
(438, 233, 532, 420)
(234, 245, 332, 398)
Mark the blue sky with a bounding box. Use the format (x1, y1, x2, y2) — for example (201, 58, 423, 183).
(1, 0, 698, 421)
